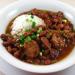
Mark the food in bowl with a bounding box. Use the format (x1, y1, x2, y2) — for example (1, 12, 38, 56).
(0, 8, 75, 65)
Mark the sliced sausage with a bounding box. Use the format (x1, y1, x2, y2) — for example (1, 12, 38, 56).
(24, 40, 40, 58)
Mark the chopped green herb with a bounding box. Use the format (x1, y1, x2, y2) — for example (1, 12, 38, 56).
(31, 33, 37, 39)
(25, 36, 32, 42)
(32, 21, 36, 28)
(37, 27, 43, 33)
(26, 19, 32, 23)
(25, 29, 31, 32)
(41, 49, 45, 52)
(29, 20, 33, 22)
(31, 15, 34, 19)
(19, 35, 25, 45)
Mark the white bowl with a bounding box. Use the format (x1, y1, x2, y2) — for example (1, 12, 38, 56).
(0, 0, 75, 73)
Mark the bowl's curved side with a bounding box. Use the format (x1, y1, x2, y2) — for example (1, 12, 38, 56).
(0, 0, 75, 73)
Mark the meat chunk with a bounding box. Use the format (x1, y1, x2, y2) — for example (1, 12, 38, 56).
(24, 40, 40, 58)
(51, 33, 65, 48)
(63, 31, 75, 45)
(41, 37, 51, 49)
(64, 25, 72, 30)
(63, 31, 75, 39)
(31, 8, 49, 19)
(14, 51, 21, 58)
(7, 46, 17, 54)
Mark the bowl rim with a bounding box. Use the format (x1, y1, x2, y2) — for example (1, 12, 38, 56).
(0, 0, 75, 73)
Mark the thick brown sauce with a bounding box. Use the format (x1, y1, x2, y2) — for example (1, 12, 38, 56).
(57, 44, 74, 61)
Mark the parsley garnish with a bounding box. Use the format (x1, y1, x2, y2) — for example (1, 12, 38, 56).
(32, 21, 36, 28)
(20, 35, 25, 45)
(37, 27, 43, 33)
(25, 36, 32, 42)
(31, 15, 34, 19)
(31, 33, 37, 39)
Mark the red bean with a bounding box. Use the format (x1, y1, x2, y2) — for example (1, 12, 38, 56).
(24, 32, 32, 36)
(3, 42, 10, 47)
(0, 34, 8, 41)
(7, 46, 13, 53)
(44, 59, 51, 65)
(34, 59, 40, 64)
(14, 51, 20, 58)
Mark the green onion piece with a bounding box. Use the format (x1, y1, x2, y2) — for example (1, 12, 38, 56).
(31, 15, 34, 19)
(41, 49, 45, 52)
(26, 19, 32, 23)
(25, 36, 32, 42)
(32, 21, 36, 28)
(37, 27, 43, 33)
(25, 29, 31, 32)
(31, 33, 37, 39)
(19, 35, 25, 45)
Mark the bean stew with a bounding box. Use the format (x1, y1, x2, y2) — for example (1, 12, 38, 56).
(0, 8, 75, 65)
